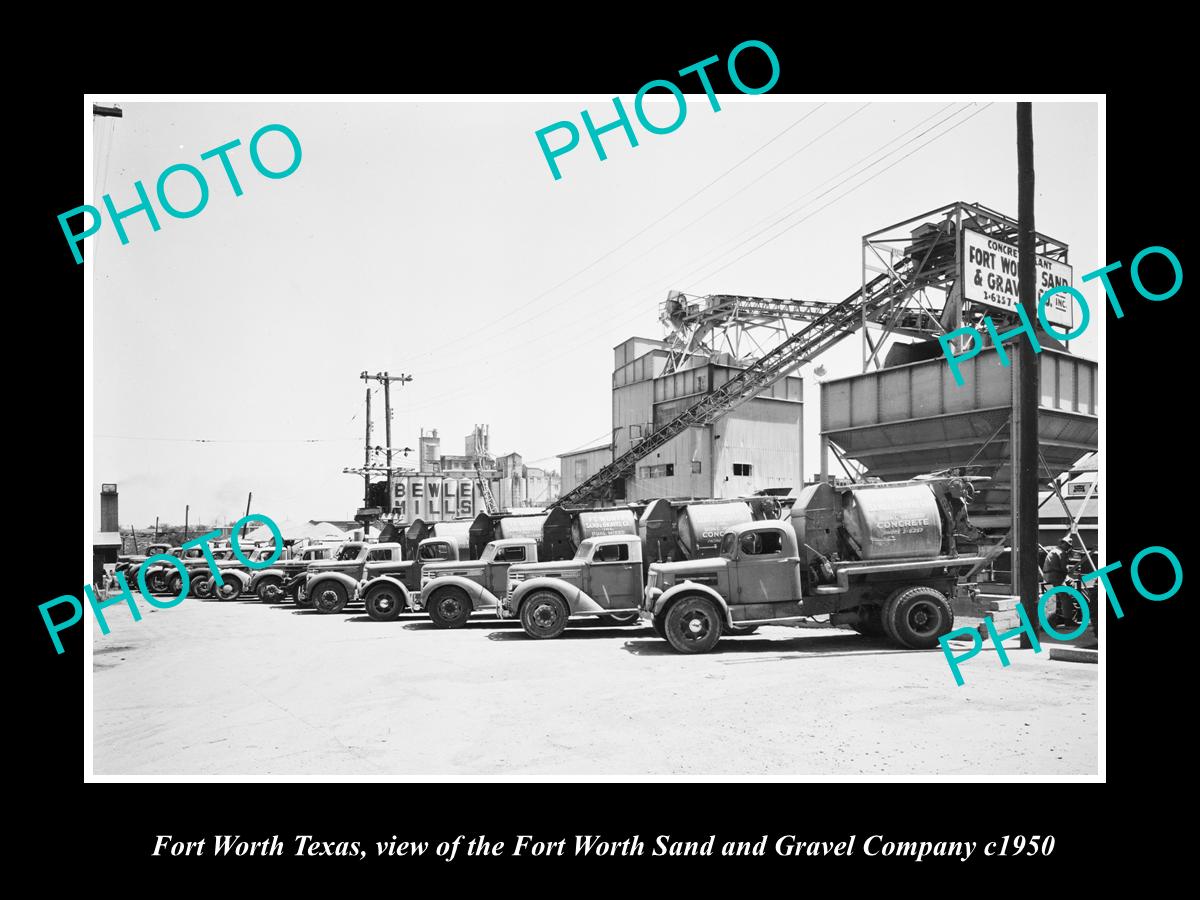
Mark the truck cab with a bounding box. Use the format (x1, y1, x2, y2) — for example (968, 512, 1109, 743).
(641, 479, 987, 654)
(418, 537, 539, 628)
(250, 544, 337, 604)
(502, 533, 644, 639)
(305, 542, 404, 614)
(355, 535, 464, 621)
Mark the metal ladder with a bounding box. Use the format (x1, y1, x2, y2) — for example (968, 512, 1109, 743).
(474, 460, 499, 515)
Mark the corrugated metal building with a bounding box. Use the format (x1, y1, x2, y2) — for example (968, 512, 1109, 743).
(561, 337, 804, 502)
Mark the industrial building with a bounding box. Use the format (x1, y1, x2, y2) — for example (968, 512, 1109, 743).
(390, 425, 560, 521)
(560, 296, 811, 502)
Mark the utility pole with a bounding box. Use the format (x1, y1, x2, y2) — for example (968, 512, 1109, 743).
(363, 386, 372, 535)
(154, 516, 159, 541)
(1014, 102, 1041, 648)
(184, 505, 190, 542)
(360, 371, 413, 513)
(241, 492, 252, 538)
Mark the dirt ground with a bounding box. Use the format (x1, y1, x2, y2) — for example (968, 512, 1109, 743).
(92, 594, 1098, 777)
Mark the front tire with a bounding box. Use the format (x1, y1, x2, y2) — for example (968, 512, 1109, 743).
(311, 580, 349, 614)
(193, 575, 214, 599)
(664, 596, 722, 654)
(428, 586, 472, 628)
(145, 570, 167, 594)
(520, 591, 569, 640)
(214, 576, 241, 600)
(883, 585, 953, 649)
(365, 584, 405, 621)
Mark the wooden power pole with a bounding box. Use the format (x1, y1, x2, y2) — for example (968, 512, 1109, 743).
(241, 492, 252, 538)
(1014, 102, 1041, 647)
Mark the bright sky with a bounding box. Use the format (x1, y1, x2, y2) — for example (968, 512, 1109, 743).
(91, 99, 1098, 529)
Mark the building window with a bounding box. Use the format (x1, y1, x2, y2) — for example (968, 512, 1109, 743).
(664, 463, 674, 476)
(691, 460, 702, 474)
(639, 466, 651, 479)
(575, 460, 588, 481)
(630, 424, 642, 440)
(733, 463, 752, 477)
(696, 374, 707, 392)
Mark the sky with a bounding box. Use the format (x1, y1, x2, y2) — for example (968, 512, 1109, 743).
(90, 99, 1098, 530)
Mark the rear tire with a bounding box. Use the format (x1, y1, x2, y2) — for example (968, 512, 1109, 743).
(851, 606, 886, 637)
(365, 584, 405, 621)
(311, 580, 348, 614)
(883, 585, 953, 649)
(603, 611, 640, 626)
(520, 591, 569, 640)
(726, 624, 759, 636)
(428, 586, 472, 628)
(167, 573, 183, 596)
(664, 596, 722, 654)
(193, 575, 214, 599)
(257, 576, 284, 603)
(145, 571, 167, 594)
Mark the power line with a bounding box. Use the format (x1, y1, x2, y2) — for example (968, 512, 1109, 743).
(406, 106, 827, 365)
(399, 104, 998, 417)
(97, 434, 360, 444)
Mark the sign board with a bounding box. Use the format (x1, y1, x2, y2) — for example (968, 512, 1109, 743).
(389, 474, 480, 521)
(962, 229, 1075, 329)
(1067, 482, 1097, 498)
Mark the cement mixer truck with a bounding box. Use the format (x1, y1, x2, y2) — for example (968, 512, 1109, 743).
(354, 520, 476, 620)
(640, 477, 988, 654)
(498, 498, 783, 639)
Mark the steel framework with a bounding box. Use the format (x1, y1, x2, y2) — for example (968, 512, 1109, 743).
(859, 201, 1070, 372)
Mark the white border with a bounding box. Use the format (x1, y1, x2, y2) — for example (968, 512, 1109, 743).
(83, 92, 1105, 783)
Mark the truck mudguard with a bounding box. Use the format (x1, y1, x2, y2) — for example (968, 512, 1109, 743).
(650, 580, 731, 624)
(422, 574, 497, 612)
(507, 577, 588, 618)
(358, 574, 415, 610)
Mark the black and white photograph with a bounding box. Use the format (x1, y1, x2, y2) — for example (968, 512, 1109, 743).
(78, 92, 1107, 781)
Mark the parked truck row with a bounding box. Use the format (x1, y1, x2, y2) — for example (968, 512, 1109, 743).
(132, 476, 988, 654)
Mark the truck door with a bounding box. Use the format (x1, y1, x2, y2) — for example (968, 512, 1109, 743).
(490, 545, 528, 597)
(729, 528, 803, 620)
(586, 542, 639, 610)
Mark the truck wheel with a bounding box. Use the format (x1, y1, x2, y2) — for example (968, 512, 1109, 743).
(311, 581, 348, 614)
(214, 577, 241, 600)
(294, 589, 314, 609)
(603, 611, 640, 626)
(851, 606, 886, 637)
(193, 576, 215, 599)
(884, 586, 953, 649)
(664, 596, 722, 654)
(428, 587, 472, 628)
(145, 571, 167, 594)
(520, 591, 568, 640)
(726, 624, 759, 636)
(166, 573, 183, 596)
(365, 585, 404, 621)
(257, 576, 284, 603)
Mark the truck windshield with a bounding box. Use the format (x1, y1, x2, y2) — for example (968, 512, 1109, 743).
(481, 544, 498, 563)
(574, 540, 594, 561)
(419, 543, 452, 560)
(336, 546, 361, 561)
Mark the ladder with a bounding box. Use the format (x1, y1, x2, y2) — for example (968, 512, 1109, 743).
(474, 460, 499, 515)
(553, 259, 919, 507)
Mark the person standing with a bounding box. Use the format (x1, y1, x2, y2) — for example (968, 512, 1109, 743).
(1042, 537, 1072, 587)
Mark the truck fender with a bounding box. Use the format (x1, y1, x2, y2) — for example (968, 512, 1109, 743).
(358, 574, 414, 609)
(248, 567, 290, 590)
(307, 571, 360, 595)
(653, 581, 732, 625)
(422, 575, 497, 612)
(510, 577, 587, 617)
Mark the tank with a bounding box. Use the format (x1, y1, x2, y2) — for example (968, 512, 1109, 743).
(571, 509, 638, 545)
(677, 502, 759, 558)
(839, 485, 942, 560)
(469, 512, 549, 557)
(407, 518, 472, 557)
